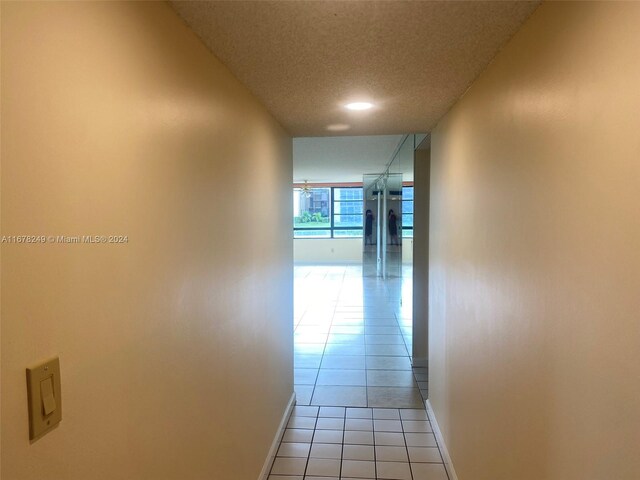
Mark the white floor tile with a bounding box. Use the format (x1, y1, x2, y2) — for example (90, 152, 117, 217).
(344, 430, 374, 445)
(376, 460, 412, 480)
(402, 420, 432, 433)
(346, 407, 373, 419)
(411, 462, 448, 480)
(375, 445, 409, 462)
(407, 446, 443, 463)
(374, 432, 406, 446)
(310, 442, 342, 459)
(342, 444, 375, 461)
(320, 355, 366, 369)
(287, 416, 316, 430)
(270, 457, 307, 476)
(295, 369, 319, 385)
(373, 408, 401, 420)
(399, 409, 428, 421)
(345, 418, 374, 431)
(319, 406, 346, 418)
(316, 369, 366, 386)
(341, 459, 376, 478)
(305, 458, 341, 477)
(312, 386, 367, 407)
(404, 433, 437, 447)
(292, 405, 319, 418)
(282, 428, 314, 443)
(312, 429, 343, 444)
(316, 417, 344, 430)
(374, 419, 403, 432)
(294, 385, 314, 405)
(276, 442, 310, 458)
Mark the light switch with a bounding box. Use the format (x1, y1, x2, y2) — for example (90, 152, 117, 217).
(26, 357, 62, 441)
(40, 377, 56, 415)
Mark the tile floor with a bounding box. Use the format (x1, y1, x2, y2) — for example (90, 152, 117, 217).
(293, 265, 427, 408)
(268, 405, 448, 480)
(274, 265, 442, 478)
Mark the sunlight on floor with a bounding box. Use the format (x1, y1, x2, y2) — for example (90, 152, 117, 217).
(293, 265, 425, 408)
(267, 265, 444, 479)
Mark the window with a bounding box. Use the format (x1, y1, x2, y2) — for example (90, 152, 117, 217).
(293, 187, 331, 238)
(402, 186, 414, 238)
(333, 188, 363, 238)
(293, 186, 363, 238)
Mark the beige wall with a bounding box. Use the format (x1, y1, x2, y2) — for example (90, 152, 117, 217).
(294, 238, 362, 264)
(412, 149, 429, 365)
(1, 2, 292, 479)
(294, 238, 412, 265)
(402, 238, 412, 265)
(428, 2, 640, 480)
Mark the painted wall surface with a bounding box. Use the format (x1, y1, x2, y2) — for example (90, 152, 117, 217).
(1, 2, 293, 479)
(294, 238, 412, 265)
(412, 149, 429, 365)
(294, 238, 363, 264)
(402, 239, 412, 265)
(429, 3, 640, 480)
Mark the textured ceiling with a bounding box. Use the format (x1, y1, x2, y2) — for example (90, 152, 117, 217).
(171, 1, 539, 137)
(293, 135, 406, 183)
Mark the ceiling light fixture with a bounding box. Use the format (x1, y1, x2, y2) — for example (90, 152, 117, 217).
(345, 102, 374, 111)
(326, 123, 351, 132)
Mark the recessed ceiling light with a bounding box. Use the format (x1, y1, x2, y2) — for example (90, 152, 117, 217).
(326, 123, 351, 131)
(345, 102, 374, 111)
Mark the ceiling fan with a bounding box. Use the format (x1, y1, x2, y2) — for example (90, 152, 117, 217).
(301, 180, 312, 198)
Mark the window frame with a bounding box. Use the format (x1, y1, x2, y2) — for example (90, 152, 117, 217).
(401, 185, 414, 238)
(293, 186, 364, 239)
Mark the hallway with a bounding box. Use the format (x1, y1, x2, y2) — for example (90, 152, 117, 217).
(268, 405, 446, 480)
(293, 265, 426, 408)
(270, 265, 442, 479)
(3, 2, 639, 479)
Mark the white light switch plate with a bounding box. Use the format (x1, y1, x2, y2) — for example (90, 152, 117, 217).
(26, 357, 62, 440)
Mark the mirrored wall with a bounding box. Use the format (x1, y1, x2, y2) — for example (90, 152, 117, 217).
(362, 134, 417, 278)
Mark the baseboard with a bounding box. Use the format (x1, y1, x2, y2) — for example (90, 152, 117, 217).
(259, 391, 296, 480)
(411, 357, 428, 368)
(426, 399, 459, 480)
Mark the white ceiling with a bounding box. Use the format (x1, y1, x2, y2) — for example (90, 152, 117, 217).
(171, 1, 540, 137)
(293, 135, 411, 183)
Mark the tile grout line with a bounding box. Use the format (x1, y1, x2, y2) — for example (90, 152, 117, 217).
(400, 409, 416, 480)
(372, 408, 378, 480)
(338, 408, 346, 480)
(309, 290, 339, 407)
(301, 408, 320, 479)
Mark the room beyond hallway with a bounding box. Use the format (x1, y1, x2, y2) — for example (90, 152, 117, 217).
(293, 265, 427, 408)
